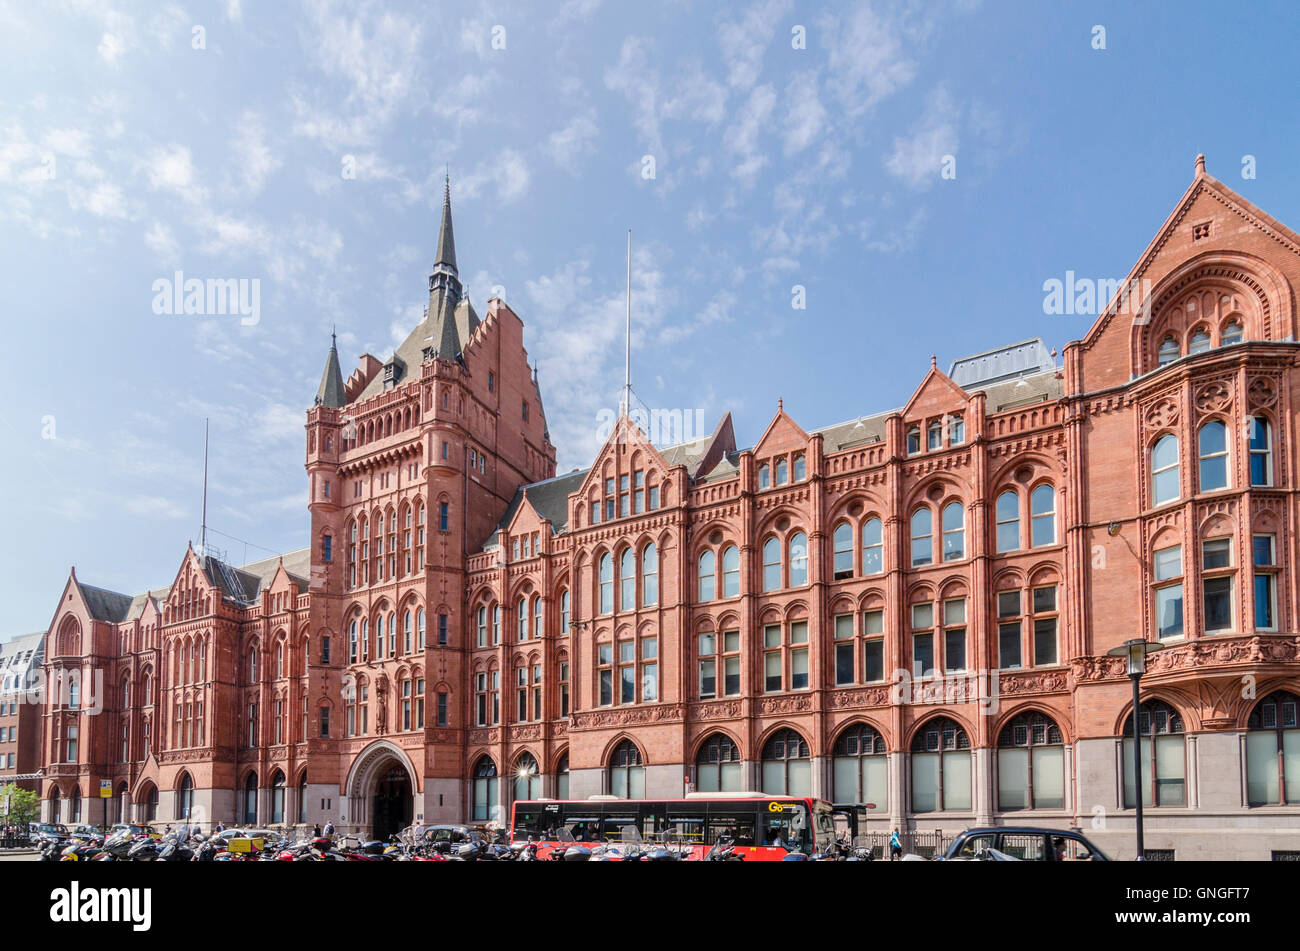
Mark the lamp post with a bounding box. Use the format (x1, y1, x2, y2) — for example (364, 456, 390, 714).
(1106, 638, 1168, 860)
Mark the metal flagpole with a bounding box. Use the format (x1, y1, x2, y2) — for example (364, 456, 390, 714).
(201, 418, 209, 555)
(623, 230, 631, 418)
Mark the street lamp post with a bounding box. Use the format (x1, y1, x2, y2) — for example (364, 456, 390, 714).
(1107, 638, 1168, 861)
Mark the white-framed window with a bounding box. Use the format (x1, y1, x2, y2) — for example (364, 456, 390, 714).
(1152, 434, 1180, 505)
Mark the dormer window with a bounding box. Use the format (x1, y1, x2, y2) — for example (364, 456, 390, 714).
(793, 454, 806, 481)
(949, 417, 965, 446)
(927, 421, 942, 450)
(634, 471, 645, 513)
(775, 458, 788, 485)
(1157, 335, 1180, 367)
(906, 427, 921, 455)
(758, 464, 771, 490)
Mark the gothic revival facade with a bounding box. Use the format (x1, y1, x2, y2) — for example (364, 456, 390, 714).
(36, 159, 1300, 858)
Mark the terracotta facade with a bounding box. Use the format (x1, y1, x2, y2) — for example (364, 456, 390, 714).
(33, 160, 1300, 858)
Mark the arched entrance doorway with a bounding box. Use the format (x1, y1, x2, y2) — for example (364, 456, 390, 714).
(372, 765, 412, 840)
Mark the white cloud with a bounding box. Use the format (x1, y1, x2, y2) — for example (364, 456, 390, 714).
(725, 84, 777, 186)
(546, 111, 599, 172)
(145, 144, 205, 203)
(781, 71, 826, 155)
(144, 220, 179, 259)
(67, 181, 127, 218)
(125, 495, 189, 519)
(716, 0, 791, 91)
(230, 112, 282, 196)
(821, 3, 922, 115)
(885, 88, 958, 189)
(457, 149, 530, 203)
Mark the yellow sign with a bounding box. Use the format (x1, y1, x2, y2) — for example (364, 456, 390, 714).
(767, 801, 785, 813)
(99, 780, 113, 798)
(227, 837, 264, 853)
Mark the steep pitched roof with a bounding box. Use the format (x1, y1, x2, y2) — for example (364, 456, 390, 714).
(488, 469, 589, 546)
(314, 333, 346, 408)
(77, 582, 134, 623)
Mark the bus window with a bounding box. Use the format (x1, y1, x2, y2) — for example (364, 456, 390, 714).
(601, 811, 638, 841)
(813, 803, 836, 851)
(762, 802, 811, 852)
(664, 805, 707, 845)
(705, 811, 757, 847)
(565, 816, 601, 842)
(638, 804, 665, 841)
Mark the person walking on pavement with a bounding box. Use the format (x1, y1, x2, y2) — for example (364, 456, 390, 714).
(889, 828, 903, 861)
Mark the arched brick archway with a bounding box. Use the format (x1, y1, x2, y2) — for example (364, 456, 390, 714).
(344, 739, 419, 838)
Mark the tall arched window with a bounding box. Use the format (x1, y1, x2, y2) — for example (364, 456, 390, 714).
(242, 773, 258, 826)
(910, 717, 971, 812)
(722, 545, 740, 597)
(598, 553, 613, 615)
(513, 753, 542, 802)
(996, 491, 1020, 552)
(1122, 700, 1186, 807)
(533, 597, 542, 640)
(698, 550, 716, 601)
(555, 753, 570, 800)
(1198, 420, 1229, 491)
(862, 518, 883, 575)
(793, 454, 806, 481)
(762, 537, 781, 592)
(298, 772, 308, 824)
(270, 771, 285, 824)
(1245, 691, 1299, 806)
(143, 784, 158, 822)
(472, 757, 498, 821)
(910, 508, 933, 567)
(832, 724, 887, 810)
(1030, 484, 1056, 546)
(1249, 416, 1273, 486)
(775, 458, 788, 485)
(642, 542, 658, 607)
(941, 502, 964, 561)
(619, 548, 635, 611)
(71, 787, 81, 823)
(832, 523, 853, 579)
(476, 607, 487, 648)
(788, 532, 808, 586)
(560, 589, 570, 633)
(517, 598, 528, 641)
(1157, 335, 1180, 366)
(696, 733, 742, 792)
(608, 740, 645, 798)
(758, 464, 770, 489)
(247, 647, 257, 684)
(761, 729, 811, 796)
(1151, 434, 1180, 505)
(403, 610, 413, 653)
(997, 712, 1064, 810)
(906, 427, 921, 455)
(176, 773, 194, 821)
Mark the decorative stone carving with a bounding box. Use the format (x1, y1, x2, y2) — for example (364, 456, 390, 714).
(998, 670, 1069, 695)
(755, 695, 813, 715)
(690, 700, 744, 720)
(1144, 396, 1178, 430)
(1248, 376, 1278, 409)
(571, 704, 684, 730)
(1193, 380, 1231, 415)
(509, 724, 541, 742)
(826, 687, 890, 709)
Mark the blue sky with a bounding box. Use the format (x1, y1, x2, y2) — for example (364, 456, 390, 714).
(2, 0, 1299, 635)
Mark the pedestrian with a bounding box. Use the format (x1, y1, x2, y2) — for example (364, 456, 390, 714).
(413, 820, 425, 844)
(889, 828, 902, 861)
(323, 820, 335, 839)
(216, 820, 225, 833)
(313, 823, 322, 837)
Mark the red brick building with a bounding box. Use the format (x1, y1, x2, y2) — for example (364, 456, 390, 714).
(36, 159, 1300, 858)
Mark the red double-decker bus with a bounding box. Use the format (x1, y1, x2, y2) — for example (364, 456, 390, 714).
(509, 792, 836, 860)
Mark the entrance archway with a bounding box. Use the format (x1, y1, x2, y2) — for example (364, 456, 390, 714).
(372, 765, 412, 841)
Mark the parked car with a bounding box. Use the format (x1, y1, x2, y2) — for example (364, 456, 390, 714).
(108, 823, 151, 839)
(943, 827, 1109, 861)
(29, 822, 69, 840)
(71, 825, 105, 844)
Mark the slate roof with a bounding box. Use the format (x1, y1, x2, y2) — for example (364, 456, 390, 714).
(949, 337, 1055, 389)
(78, 583, 135, 623)
(0, 632, 46, 677)
(489, 469, 590, 547)
(315, 337, 346, 408)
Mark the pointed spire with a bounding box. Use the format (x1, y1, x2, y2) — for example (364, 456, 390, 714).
(434, 170, 457, 275)
(315, 332, 345, 408)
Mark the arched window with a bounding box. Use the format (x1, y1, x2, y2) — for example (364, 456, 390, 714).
(517, 598, 528, 641)
(247, 647, 257, 684)
(1157, 335, 1179, 366)
(492, 605, 501, 645)
(996, 491, 1020, 552)
(832, 724, 887, 810)
(1152, 434, 1180, 505)
(941, 502, 964, 561)
(775, 458, 788, 485)
(698, 549, 717, 601)
(71, 787, 81, 823)
(1245, 691, 1299, 806)
(1198, 420, 1229, 491)
(721, 545, 740, 597)
(758, 464, 770, 490)
(533, 597, 542, 640)
(927, 420, 942, 450)
(762, 537, 781, 592)
(275, 640, 285, 679)
(910, 508, 933, 567)
(696, 734, 742, 792)
(555, 753, 570, 800)
(761, 729, 811, 796)
(476, 607, 487, 648)
(417, 608, 426, 649)
(49, 787, 60, 824)
(1249, 416, 1272, 486)
(642, 542, 658, 607)
(832, 522, 853, 579)
(906, 427, 921, 455)
(242, 773, 258, 826)
(997, 712, 1065, 810)
(862, 518, 883, 574)
(788, 532, 808, 586)
(143, 784, 158, 822)
(1221, 319, 1243, 346)
(298, 772, 308, 824)
(1188, 327, 1212, 354)
(404, 610, 413, 653)
(619, 548, 635, 611)
(793, 454, 806, 481)
(560, 589, 570, 633)
(177, 773, 194, 821)
(608, 740, 645, 798)
(472, 757, 498, 821)
(1122, 700, 1186, 807)
(349, 619, 359, 662)
(1030, 484, 1056, 546)
(910, 717, 971, 812)
(513, 753, 542, 802)
(270, 771, 285, 824)
(598, 553, 613, 615)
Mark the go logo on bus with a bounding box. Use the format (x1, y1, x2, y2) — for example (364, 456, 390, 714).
(767, 801, 787, 813)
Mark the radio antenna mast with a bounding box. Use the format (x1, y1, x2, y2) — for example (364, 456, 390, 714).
(200, 418, 209, 555)
(622, 229, 632, 418)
